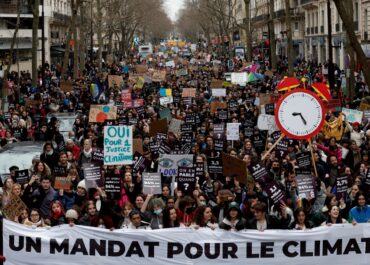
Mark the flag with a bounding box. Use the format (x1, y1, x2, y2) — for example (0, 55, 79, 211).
(160, 88, 172, 97)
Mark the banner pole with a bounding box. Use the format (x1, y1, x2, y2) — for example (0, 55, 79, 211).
(308, 138, 318, 177)
(261, 133, 285, 161)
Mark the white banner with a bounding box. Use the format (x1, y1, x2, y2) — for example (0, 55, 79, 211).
(3, 220, 370, 265)
(104, 126, 133, 165)
(231, 72, 247, 86)
(226, 123, 240, 141)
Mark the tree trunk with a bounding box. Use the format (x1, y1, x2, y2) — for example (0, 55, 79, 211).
(97, 0, 103, 71)
(333, 0, 370, 89)
(31, 0, 40, 86)
(3, 0, 21, 103)
(73, 0, 79, 79)
(61, 1, 75, 78)
(268, 0, 277, 70)
(79, 2, 86, 74)
(243, 0, 252, 62)
(285, 0, 294, 76)
(343, 0, 355, 100)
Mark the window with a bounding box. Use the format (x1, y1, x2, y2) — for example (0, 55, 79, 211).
(321, 10, 325, 26)
(295, 22, 299, 31)
(355, 2, 359, 21)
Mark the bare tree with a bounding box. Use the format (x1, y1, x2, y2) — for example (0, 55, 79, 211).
(268, 0, 277, 70)
(333, 0, 370, 89)
(285, 0, 294, 76)
(29, 0, 40, 85)
(243, 0, 252, 62)
(96, 0, 103, 70)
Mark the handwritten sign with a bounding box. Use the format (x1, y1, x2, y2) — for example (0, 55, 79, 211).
(54, 176, 72, 190)
(342, 108, 363, 123)
(257, 114, 279, 133)
(108, 75, 124, 87)
(226, 123, 240, 141)
(103, 126, 133, 165)
(182, 88, 196, 98)
(89, 105, 117, 123)
(212, 89, 226, 97)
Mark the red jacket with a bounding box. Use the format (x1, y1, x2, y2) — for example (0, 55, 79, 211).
(66, 145, 81, 161)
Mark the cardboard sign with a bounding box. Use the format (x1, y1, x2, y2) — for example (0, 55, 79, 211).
(226, 123, 240, 141)
(222, 153, 248, 184)
(150, 119, 168, 136)
(296, 170, 315, 200)
(359, 102, 370, 111)
(177, 167, 196, 193)
(104, 174, 121, 194)
(210, 79, 224, 88)
(15, 170, 29, 185)
(182, 88, 196, 98)
(83, 163, 103, 189)
(60, 80, 73, 92)
(135, 64, 148, 74)
(212, 88, 226, 97)
(3, 196, 28, 221)
(342, 108, 363, 123)
(210, 101, 228, 114)
(54, 176, 72, 190)
(176, 68, 188, 77)
(152, 70, 167, 82)
(158, 154, 194, 177)
(257, 114, 279, 133)
(143, 173, 162, 194)
(89, 105, 117, 123)
(133, 138, 143, 155)
(108, 75, 124, 87)
(103, 126, 133, 166)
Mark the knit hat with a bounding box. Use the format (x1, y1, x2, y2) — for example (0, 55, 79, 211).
(352, 122, 360, 127)
(77, 180, 86, 190)
(65, 209, 78, 220)
(228, 202, 240, 211)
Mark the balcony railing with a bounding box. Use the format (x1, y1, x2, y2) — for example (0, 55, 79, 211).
(0, 3, 31, 14)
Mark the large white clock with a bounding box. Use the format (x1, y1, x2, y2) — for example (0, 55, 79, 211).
(275, 89, 325, 140)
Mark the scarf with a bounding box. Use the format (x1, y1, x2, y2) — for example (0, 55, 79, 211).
(83, 149, 92, 158)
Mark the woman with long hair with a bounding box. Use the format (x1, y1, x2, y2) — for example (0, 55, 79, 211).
(191, 206, 218, 230)
(348, 191, 370, 224)
(162, 207, 180, 228)
(219, 202, 246, 231)
(321, 205, 348, 225)
(289, 207, 313, 230)
(23, 208, 48, 228)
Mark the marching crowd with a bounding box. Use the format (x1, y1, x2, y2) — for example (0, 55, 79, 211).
(0, 44, 370, 232)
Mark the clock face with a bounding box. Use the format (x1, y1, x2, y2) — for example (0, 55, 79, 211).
(275, 89, 325, 140)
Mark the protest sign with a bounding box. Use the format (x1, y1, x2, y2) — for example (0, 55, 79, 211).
(207, 157, 223, 175)
(108, 75, 124, 87)
(60, 80, 73, 92)
(135, 65, 148, 74)
(103, 126, 133, 165)
(250, 163, 269, 183)
(89, 105, 117, 123)
(158, 108, 172, 121)
(226, 123, 240, 141)
(182, 88, 196, 98)
(342, 108, 363, 123)
(210, 79, 224, 88)
(213, 123, 225, 139)
(324, 99, 342, 112)
(53, 166, 67, 177)
(158, 154, 194, 177)
(336, 175, 349, 199)
(104, 174, 121, 194)
(4, 219, 370, 265)
(121, 90, 132, 108)
(210, 101, 227, 113)
(143, 173, 162, 194)
(231, 72, 247, 85)
(212, 89, 226, 97)
(177, 167, 196, 193)
(195, 162, 205, 185)
(91, 148, 104, 165)
(181, 124, 193, 134)
(228, 100, 239, 112)
(152, 70, 167, 82)
(275, 139, 288, 159)
(265, 103, 275, 115)
(158, 142, 172, 154)
(296, 171, 315, 200)
(159, 96, 173, 106)
(176, 68, 188, 77)
(54, 176, 72, 190)
(150, 119, 168, 136)
(257, 114, 279, 133)
(169, 118, 183, 134)
(364, 110, 370, 121)
(83, 163, 103, 189)
(296, 152, 311, 169)
(264, 181, 286, 208)
(15, 170, 29, 185)
(222, 153, 248, 184)
(133, 138, 143, 155)
(359, 102, 370, 111)
(3, 196, 28, 221)
(165, 60, 175, 67)
(218, 110, 228, 120)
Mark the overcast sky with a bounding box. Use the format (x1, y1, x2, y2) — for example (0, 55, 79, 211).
(164, 0, 185, 22)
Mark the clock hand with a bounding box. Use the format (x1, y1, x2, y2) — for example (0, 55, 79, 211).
(299, 115, 307, 125)
(292, 112, 301, 116)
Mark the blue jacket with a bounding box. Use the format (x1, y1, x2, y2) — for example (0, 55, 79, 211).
(349, 205, 370, 223)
